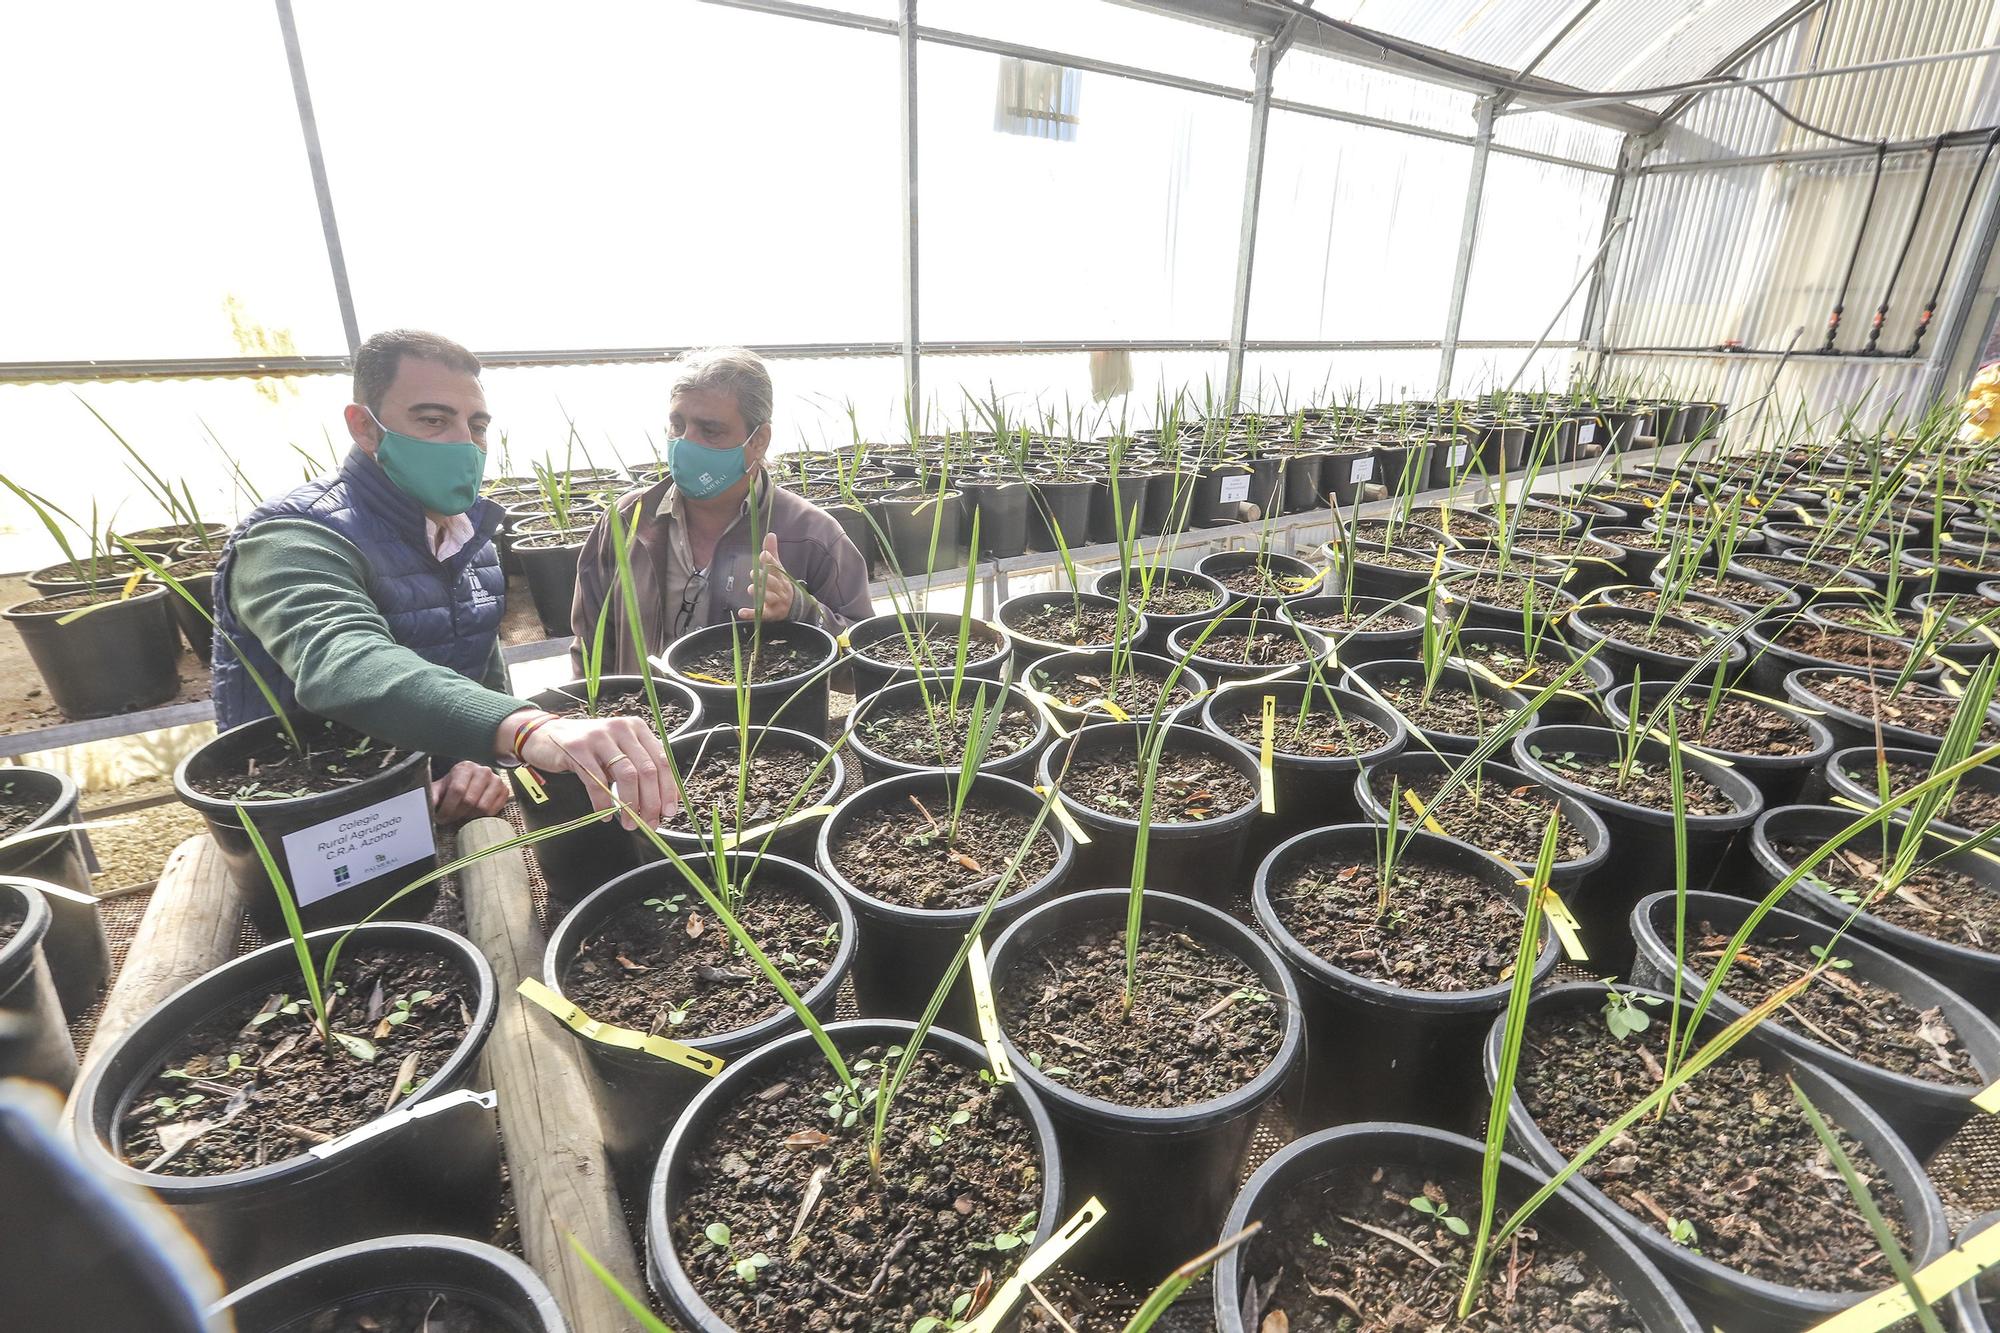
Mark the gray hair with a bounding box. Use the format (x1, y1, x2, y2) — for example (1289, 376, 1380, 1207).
(670, 347, 773, 432)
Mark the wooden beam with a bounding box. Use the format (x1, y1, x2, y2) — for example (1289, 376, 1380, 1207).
(458, 817, 645, 1333)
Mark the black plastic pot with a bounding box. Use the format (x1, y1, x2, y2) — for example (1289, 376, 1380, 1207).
(175, 713, 439, 936)
(118, 522, 229, 561)
(1201, 679, 1405, 836)
(1438, 573, 1580, 633)
(4, 586, 181, 720)
(1603, 681, 1835, 808)
(1086, 468, 1152, 544)
(1629, 889, 2000, 1160)
(1023, 649, 1210, 732)
(1213, 1123, 1703, 1333)
(989, 889, 1303, 1284)
(1194, 550, 1321, 618)
(1283, 448, 1338, 509)
(148, 563, 216, 663)
(843, 676, 1050, 784)
(1278, 594, 1425, 665)
(843, 610, 1011, 702)
(1488, 982, 1948, 1333)
(214, 1234, 565, 1332)
(1743, 616, 1941, 700)
(1325, 544, 1437, 602)
(512, 532, 586, 638)
(69, 922, 502, 1285)
(1028, 476, 1095, 551)
(997, 590, 1146, 673)
(1590, 526, 1674, 586)
(646, 1019, 1065, 1331)
(1091, 565, 1226, 655)
(26, 557, 151, 596)
(0, 765, 109, 1019)
(661, 620, 840, 740)
(631, 725, 846, 864)
(1453, 626, 1616, 726)
(874, 487, 964, 575)
(1566, 604, 1746, 686)
(544, 852, 855, 1195)
(961, 474, 1030, 558)
(1511, 723, 1763, 973)
(817, 772, 1072, 1025)
(521, 677, 703, 903)
(0, 1081, 222, 1333)
(1750, 804, 2000, 1019)
(1783, 666, 2000, 753)
(1819, 744, 2000, 839)
(0, 879, 78, 1092)
(1344, 658, 1536, 757)
(1255, 825, 1559, 1132)
(1353, 752, 1611, 892)
(1167, 616, 1331, 686)
(1037, 723, 1262, 907)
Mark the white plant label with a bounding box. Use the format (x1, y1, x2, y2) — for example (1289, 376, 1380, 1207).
(280, 786, 436, 906)
(1448, 443, 1469, 466)
(1578, 422, 1598, 443)
(1348, 457, 1375, 482)
(1218, 474, 1251, 503)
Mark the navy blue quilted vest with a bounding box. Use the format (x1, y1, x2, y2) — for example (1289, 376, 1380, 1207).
(210, 446, 507, 732)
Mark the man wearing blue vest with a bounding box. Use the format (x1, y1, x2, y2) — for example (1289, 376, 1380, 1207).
(210, 329, 675, 829)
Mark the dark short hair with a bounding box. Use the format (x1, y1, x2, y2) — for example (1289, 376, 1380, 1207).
(353, 329, 481, 413)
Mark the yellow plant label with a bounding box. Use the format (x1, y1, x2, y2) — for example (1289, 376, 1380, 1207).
(1284, 568, 1327, 594)
(1401, 789, 1447, 838)
(1259, 694, 1278, 815)
(1036, 786, 1091, 845)
(1514, 879, 1589, 961)
(1097, 698, 1132, 723)
(966, 936, 1014, 1086)
(960, 1197, 1108, 1333)
(1803, 1218, 2000, 1330)
(836, 633, 851, 650)
(1974, 1077, 2000, 1115)
(682, 671, 734, 686)
(717, 804, 836, 852)
(516, 978, 723, 1076)
(120, 570, 146, 600)
(513, 766, 550, 805)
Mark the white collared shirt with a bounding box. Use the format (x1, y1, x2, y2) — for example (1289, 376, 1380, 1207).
(427, 512, 476, 561)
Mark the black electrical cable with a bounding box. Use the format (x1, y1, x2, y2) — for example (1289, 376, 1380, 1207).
(1908, 125, 2000, 356)
(1821, 143, 1889, 353)
(1864, 137, 1944, 355)
(1741, 83, 1885, 151)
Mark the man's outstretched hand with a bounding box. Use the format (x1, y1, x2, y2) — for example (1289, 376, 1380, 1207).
(496, 710, 680, 831)
(738, 532, 796, 622)
(431, 760, 510, 824)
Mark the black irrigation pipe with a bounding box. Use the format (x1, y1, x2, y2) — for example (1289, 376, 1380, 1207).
(1909, 125, 2000, 357)
(1864, 137, 1945, 355)
(1820, 143, 1889, 354)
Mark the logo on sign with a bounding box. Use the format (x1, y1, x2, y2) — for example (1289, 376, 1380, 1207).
(333, 864, 351, 885)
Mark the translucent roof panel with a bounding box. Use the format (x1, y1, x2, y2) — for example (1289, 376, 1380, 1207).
(1273, 45, 1478, 136)
(1309, 0, 1586, 75)
(920, 0, 1258, 89)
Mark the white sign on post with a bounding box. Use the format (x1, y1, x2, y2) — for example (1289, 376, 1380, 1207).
(1448, 443, 1470, 467)
(280, 786, 437, 906)
(1348, 457, 1375, 483)
(1218, 474, 1252, 504)
(1578, 422, 1599, 444)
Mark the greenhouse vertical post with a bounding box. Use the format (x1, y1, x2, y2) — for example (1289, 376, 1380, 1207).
(898, 0, 921, 414)
(1226, 28, 1283, 409)
(1924, 141, 2000, 404)
(274, 0, 360, 355)
(1437, 93, 1498, 397)
(1583, 133, 1650, 383)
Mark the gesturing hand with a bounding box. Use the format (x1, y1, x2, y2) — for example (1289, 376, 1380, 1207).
(515, 713, 680, 831)
(738, 532, 796, 623)
(430, 761, 510, 824)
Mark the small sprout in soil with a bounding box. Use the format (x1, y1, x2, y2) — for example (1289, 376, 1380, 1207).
(380, 989, 434, 1033)
(1525, 743, 1582, 775)
(250, 995, 303, 1027)
(910, 1290, 975, 1333)
(819, 922, 840, 950)
(1311, 1230, 1330, 1247)
(151, 1094, 205, 1119)
(1808, 943, 1853, 970)
(1602, 983, 1664, 1041)
(644, 893, 687, 915)
(926, 1107, 973, 1147)
(331, 1032, 378, 1063)
(665, 998, 691, 1027)
(1026, 1051, 1072, 1078)
(1409, 1192, 1471, 1237)
(1669, 1217, 1700, 1250)
(700, 1221, 773, 1284)
(982, 1210, 1038, 1253)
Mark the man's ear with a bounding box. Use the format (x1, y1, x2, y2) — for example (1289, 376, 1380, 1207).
(344, 402, 383, 457)
(745, 422, 774, 469)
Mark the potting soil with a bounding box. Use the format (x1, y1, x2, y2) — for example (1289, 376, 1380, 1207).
(1269, 853, 1526, 992)
(827, 796, 1057, 910)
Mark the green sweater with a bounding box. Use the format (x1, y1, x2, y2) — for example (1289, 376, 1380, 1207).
(227, 519, 533, 761)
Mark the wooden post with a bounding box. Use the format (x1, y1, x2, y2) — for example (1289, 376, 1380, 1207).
(77, 834, 247, 1079)
(458, 817, 646, 1333)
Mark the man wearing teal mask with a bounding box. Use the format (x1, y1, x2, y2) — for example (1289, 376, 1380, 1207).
(568, 347, 872, 674)
(211, 329, 678, 832)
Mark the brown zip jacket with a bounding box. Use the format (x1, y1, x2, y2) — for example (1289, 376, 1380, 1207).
(568, 474, 873, 676)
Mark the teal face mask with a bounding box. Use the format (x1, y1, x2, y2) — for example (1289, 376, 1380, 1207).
(669, 431, 753, 500)
(367, 408, 485, 515)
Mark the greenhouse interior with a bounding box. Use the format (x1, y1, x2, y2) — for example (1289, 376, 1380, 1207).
(12, 1, 2000, 1331)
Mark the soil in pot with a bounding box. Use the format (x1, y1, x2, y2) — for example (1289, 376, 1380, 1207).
(1031, 659, 1200, 721)
(677, 635, 824, 685)
(1288, 602, 1419, 634)
(117, 946, 470, 1177)
(1599, 588, 1748, 630)
(1454, 638, 1592, 697)
(853, 619, 1003, 672)
(1646, 692, 1819, 757)
(854, 691, 1042, 770)
(1266, 848, 1530, 992)
(1365, 768, 1590, 870)
(561, 878, 837, 1033)
(667, 1040, 1045, 1330)
(1187, 623, 1319, 670)
(997, 919, 1282, 1106)
(1210, 561, 1312, 601)
(545, 686, 690, 730)
(1682, 572, 1800, 609)
(1842, 755, 2000, 830)
(1131, 581, 1225, 618)
(1800, 673, 2000, 745)
(1515, 1000, 1913, 1297)
(1009, 600, 1124, 647)
(1366, 674, 1526, 747)
(1767, 621, 1923, 674)
(825, 791, 1058, 910)
(182, 717, 409, 803)
(1064, 743, 1256, 825)
(1517, 744, 1737, 816)
(1247, 1160, 1646, 1332)
(1772, 836, 1999, 953)
(662, 735, 839, 837)
(1579, 615, 1719, 662)
(1214, 693, 1390, 759)
(1683, 919, 1975, 1083)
